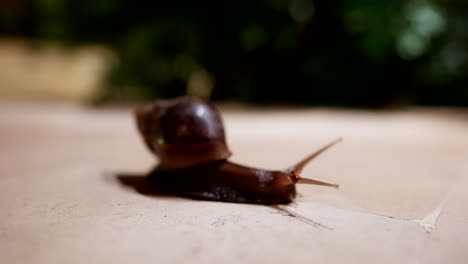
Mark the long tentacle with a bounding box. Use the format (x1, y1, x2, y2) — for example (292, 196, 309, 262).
(286, 138, 342, 188)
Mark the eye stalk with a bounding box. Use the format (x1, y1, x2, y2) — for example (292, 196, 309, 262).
(284, 138, 342, 188)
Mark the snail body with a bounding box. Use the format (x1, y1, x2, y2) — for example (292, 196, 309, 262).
(135, 98, 340, 205)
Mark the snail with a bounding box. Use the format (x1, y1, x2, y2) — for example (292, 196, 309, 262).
(135, 97, 341, 204)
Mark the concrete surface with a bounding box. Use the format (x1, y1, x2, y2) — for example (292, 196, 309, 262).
(1, 101, 467, 263)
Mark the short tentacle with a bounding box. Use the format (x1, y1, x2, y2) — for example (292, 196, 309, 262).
(285, 138, 342, 188)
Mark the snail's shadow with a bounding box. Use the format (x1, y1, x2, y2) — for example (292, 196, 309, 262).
(115, 172, 175, 198)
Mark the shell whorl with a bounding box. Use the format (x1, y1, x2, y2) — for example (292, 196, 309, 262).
(135, 98, 231, 170)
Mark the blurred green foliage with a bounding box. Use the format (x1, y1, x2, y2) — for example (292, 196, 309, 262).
(1, 0, 467, 106)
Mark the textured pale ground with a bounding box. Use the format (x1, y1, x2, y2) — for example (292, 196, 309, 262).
(1, 101, 467, 264)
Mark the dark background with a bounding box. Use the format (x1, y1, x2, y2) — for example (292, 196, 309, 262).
(1, 0, 467, 107)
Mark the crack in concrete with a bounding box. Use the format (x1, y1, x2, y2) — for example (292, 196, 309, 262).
(273, 197, 447, 233)
(373, 197, 448, 232)
(271, 205, 333, 230)
(411, 199, 446, 232)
